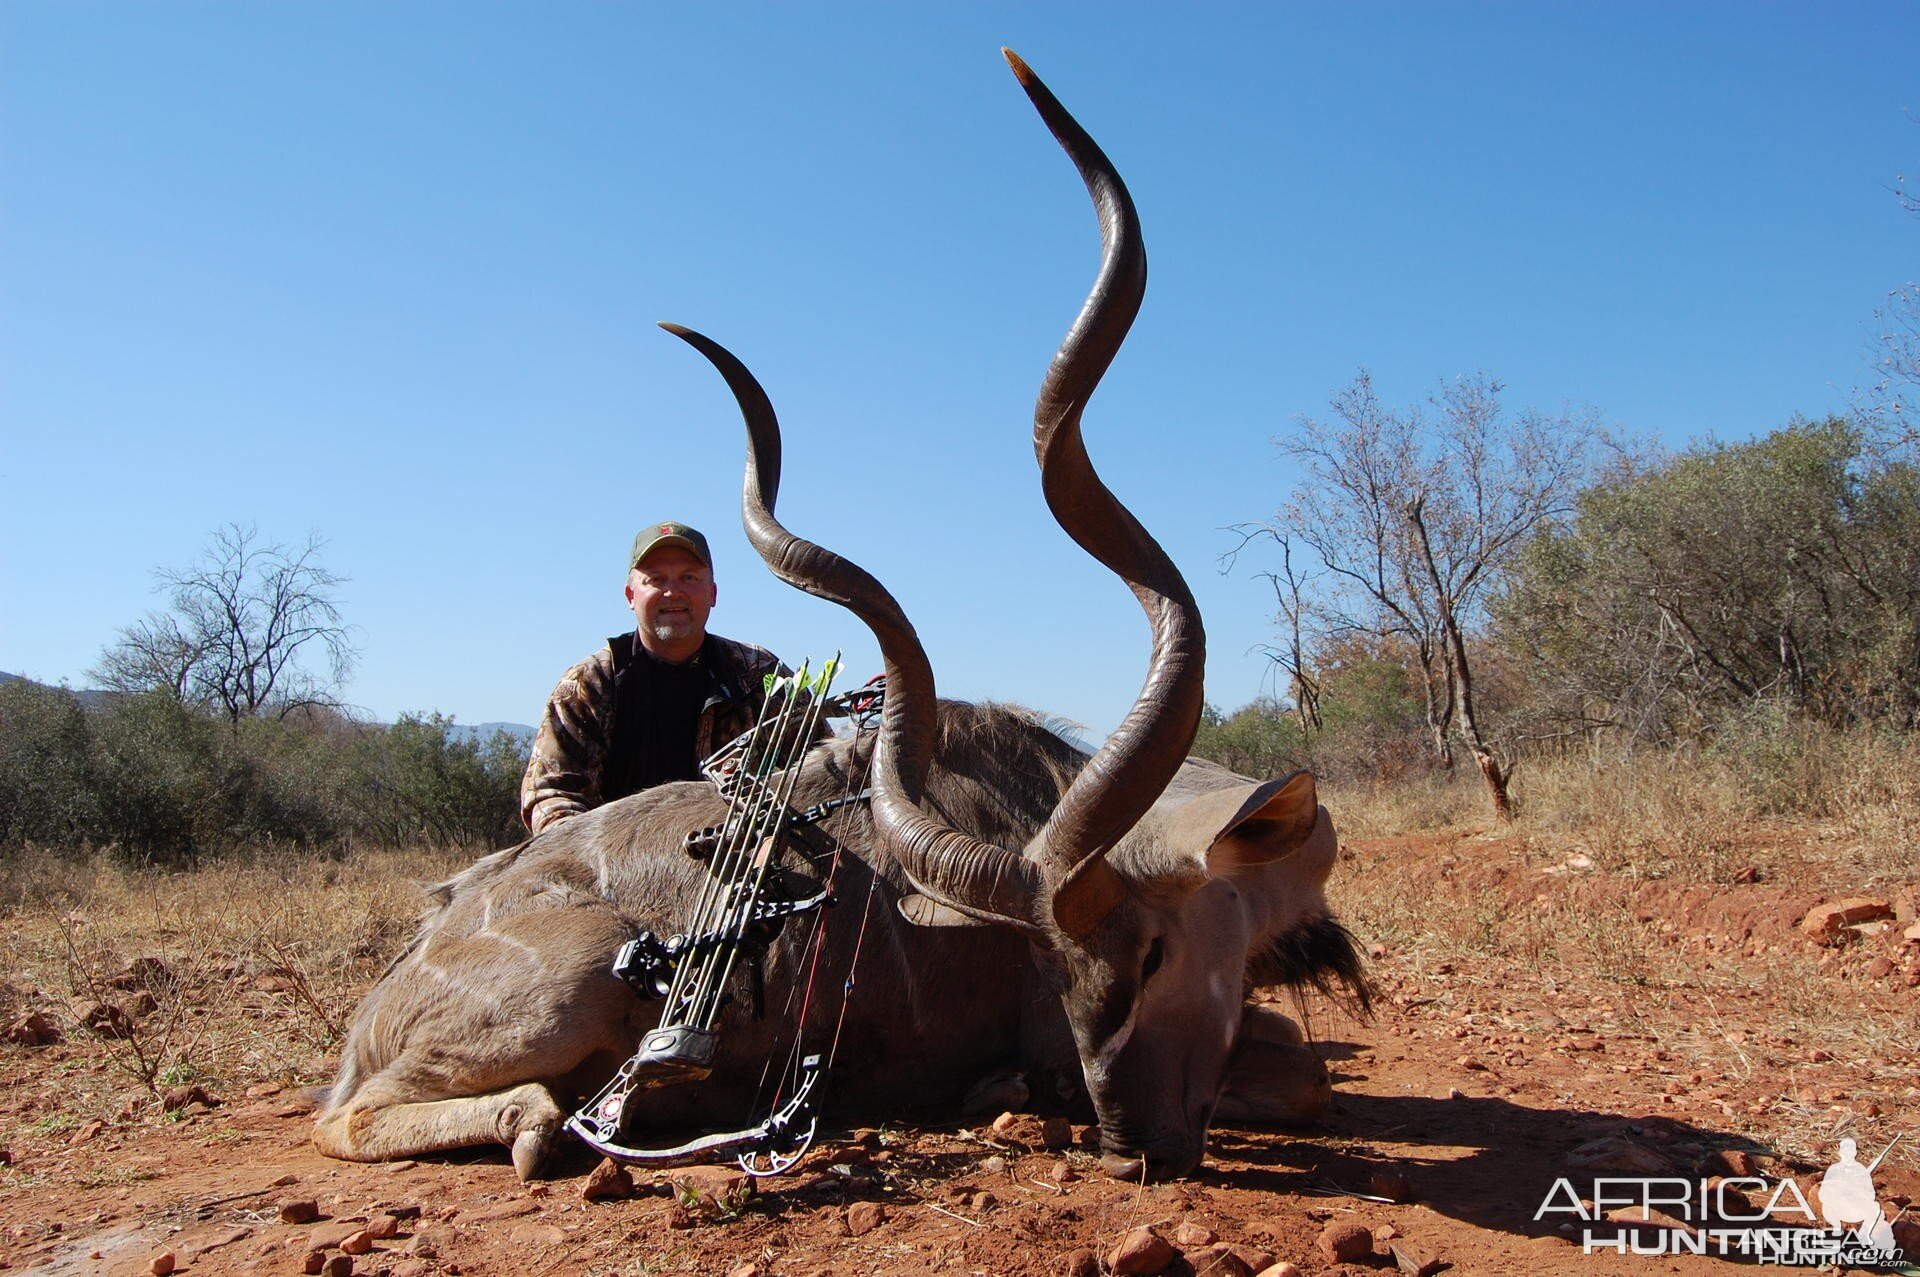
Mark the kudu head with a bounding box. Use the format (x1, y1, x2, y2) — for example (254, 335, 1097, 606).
(663, 51, 1351, 1180)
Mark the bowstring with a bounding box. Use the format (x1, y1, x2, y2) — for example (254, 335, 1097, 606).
(751, 668, 887, 1126)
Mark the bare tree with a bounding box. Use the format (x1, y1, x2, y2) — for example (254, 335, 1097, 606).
(94, 524, 357, 723)
(1261, 371, 1598, 818)
(1223, 530, 1322, 732)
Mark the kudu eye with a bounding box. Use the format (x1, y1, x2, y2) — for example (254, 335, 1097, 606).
(1140, 937, 1166, 986)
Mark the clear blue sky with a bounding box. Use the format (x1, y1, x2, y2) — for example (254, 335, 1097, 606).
(3, 3, 1915, 737)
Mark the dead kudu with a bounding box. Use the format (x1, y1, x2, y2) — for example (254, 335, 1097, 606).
(316, 52, 1367, 1183)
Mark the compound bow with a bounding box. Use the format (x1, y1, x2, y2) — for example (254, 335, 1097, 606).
(565, 658, 882, 1175)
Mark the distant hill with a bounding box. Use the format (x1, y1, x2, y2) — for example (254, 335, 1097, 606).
(446, 721, 537, 748)
(2, 671, 534, 743)
(0, 669, 111, 707)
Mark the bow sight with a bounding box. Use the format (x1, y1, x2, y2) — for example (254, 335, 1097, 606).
(566, 659, 882, 1175)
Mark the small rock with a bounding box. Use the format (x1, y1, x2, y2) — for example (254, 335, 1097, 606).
(109, 957, 171, 989)
(4, 1012, 61, 1046)
(365, 1214, 400, 1240)
(990, 1111, 1045, 1146)
(1369, 1166, 1414, 1202)
(1061, 1248, 1100, 1277)
(1390, 1240, 1443, 1276)
(307, 1224, 358, 1250)
(339, 1230, 375, 1255)
(728, 1264, 764, 1277)
(1048, 1159, 1077, 1184)
(68, 1120, 104, 1147)
(1455, 1055, 1487, 1071)
(466, 1200, 538, 1222)
(162, 1084, 218, 1112)
(969, 1191, 997, 1211)
(1566, 1135, 1672, 1175)
(149, 1252, 176, 1276)
(1868, 955, 1896, 979)
(980, 1155, 1008, 1175)
(581, 1158, 634, 1202)
(301, 1249, 327, 1275)
(1172, 1221, 1217, 1248)
(1445, 1087, 1466, 1100)
(845, 1201, 886, 1236)
(668, 1163, 753, 1210)
(1041, 1115, 1074, 1149)
(664, 1203, 695, 1230)
(1802, 898, 1894, 945)
(1609, 1203, 1689, 1225)
(391, 1263, 434, 1277)
(1254, 1265, 1302, 1277)
(322, 1256, 353, 1277)
(81, 1002, 133, 1039)
(1904, 921, 1920, 945)
(1191, 1243, 1253, 1277)
(1107, 1226, 1176, 1276)
(1316, 1221, 1373, 1263)
(1707, 1148, 1759, 1178)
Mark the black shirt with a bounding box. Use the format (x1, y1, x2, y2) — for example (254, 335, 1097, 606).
(606, 637, 722, 798)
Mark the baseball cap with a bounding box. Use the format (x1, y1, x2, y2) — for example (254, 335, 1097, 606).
(629, 521, 713, 572)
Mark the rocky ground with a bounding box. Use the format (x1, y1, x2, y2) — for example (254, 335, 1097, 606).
(2, 825, 1916, 1276)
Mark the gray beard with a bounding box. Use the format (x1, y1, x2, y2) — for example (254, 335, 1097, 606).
(648, 619, 697, 644)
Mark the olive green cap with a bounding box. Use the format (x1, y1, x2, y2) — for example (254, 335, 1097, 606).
(629, 521, 712, 572)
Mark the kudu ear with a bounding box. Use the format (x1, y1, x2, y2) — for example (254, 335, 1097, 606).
(1191, 771, 1323, 876)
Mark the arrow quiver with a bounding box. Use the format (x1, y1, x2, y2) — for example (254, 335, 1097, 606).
(566, 660, 883, 1175)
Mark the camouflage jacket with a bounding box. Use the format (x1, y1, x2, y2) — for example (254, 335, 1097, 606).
(519, 631, 785, 834)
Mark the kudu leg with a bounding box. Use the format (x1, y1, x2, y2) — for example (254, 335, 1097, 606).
(313, 1078, 569, 1180)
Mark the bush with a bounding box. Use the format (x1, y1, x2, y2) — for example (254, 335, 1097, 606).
(0, 680, 101, 845)
(0, 684, 528, 864)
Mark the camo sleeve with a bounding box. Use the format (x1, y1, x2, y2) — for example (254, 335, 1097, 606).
(519, 649, 617, 834)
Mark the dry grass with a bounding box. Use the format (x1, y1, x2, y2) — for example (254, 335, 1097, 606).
(1325, 727, 1918, 1161)
(1, 843, 471, 1112)
(1326, 720, 1920, 889)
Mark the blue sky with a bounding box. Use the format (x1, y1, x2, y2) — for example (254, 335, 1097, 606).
(3, 3, 1915, 737)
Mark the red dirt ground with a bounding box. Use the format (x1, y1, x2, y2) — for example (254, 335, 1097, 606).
(3, 828, 1916, 1277)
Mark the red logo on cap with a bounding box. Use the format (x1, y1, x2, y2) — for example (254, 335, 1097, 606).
(659, 524, 674, 534)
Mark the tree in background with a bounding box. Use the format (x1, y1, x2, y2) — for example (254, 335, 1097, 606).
(94, 524, 357, 724)
(1254, 371, 1599, 818)
(1497, 417, 1920, 739)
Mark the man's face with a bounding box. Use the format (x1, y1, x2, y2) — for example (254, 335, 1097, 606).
(626, 546, 717, 653)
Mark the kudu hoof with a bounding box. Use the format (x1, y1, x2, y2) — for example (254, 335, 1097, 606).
(511, 1127, 554, 1182)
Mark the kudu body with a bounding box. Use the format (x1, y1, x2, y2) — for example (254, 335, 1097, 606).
(317, 52, 1364, 1182)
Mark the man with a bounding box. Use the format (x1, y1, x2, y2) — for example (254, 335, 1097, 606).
(520, 521, 786, 834)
